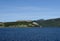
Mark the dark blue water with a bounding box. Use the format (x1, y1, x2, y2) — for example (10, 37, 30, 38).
(0, 27, 60, 41)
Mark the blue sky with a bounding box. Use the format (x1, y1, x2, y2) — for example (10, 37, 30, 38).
(0, 0, 60, 22)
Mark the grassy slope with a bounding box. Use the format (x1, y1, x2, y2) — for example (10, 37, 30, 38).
(35, 18, 60, 27)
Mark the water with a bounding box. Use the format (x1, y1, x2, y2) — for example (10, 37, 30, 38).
(0, 27, 60, 41)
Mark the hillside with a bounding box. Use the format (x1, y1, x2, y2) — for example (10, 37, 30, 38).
(35, 18, 60, 27)
(0, 18, 60, 27)
(0, 21, 39, 27)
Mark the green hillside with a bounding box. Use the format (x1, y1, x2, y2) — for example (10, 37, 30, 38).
(35, 18, 60, 27)
(0, 18, 60, 27)
(0, 21, 39, 27)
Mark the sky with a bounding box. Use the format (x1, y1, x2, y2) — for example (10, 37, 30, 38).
(0, 0, 60, 22)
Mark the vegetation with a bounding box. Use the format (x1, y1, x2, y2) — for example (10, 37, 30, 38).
(0, 21, 39, 27)
(35, 18, 60, 27)
(0, 18, 60, 27)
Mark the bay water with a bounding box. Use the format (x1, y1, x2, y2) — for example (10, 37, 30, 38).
(0, 27, 60, 41)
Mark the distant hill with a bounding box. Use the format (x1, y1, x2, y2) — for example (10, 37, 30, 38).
(35, 18, 60, 27)
(2, 21, 39, 27)
(0, 18, 60, 27)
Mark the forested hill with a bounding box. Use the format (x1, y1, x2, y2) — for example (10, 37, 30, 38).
(34, 18, 60, 27)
